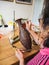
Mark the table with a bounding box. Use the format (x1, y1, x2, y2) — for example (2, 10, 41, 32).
(0, 28, 40, 65)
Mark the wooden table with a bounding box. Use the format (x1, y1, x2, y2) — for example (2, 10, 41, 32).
(0, 28, 40, 65)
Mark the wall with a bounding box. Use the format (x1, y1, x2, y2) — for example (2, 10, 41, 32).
(0, 1, 33, 24)
(0, 0, 44, 25)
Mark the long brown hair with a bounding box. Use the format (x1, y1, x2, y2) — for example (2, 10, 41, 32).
(42, 0, 49, 29)
(41, 0, 49, 47)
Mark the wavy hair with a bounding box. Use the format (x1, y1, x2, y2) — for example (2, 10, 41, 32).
(42, 0, 49, 29)
(41, 0, 49, 47)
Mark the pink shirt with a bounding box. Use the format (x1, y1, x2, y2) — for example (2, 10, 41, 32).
(27, 48, 49, 65)
(40, 47, 49, 56)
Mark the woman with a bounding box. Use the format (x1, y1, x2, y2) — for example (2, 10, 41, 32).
(15, 0, 49, 65)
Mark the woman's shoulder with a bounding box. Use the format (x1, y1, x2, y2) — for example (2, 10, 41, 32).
(40, 47, 49, 56)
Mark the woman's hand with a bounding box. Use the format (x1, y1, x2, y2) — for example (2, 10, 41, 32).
(15, 49, 24, 61)
(25, 20, 31, 31)
(25, 20, 35, 32)
(15, 49, 24, 65)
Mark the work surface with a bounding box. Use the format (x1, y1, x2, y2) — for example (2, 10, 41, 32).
(0, 28, 40, 65)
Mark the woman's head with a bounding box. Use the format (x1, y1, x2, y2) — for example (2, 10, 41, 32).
(39, 0, 49, 48)
(39, 0, 49, 31)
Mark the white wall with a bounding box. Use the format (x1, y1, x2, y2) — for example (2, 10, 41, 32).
(0, 0, 44, 25)
(0, 1, 33, 24)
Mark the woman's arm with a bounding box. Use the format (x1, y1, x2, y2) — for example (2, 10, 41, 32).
(15, 49, 24, 65)
(26, 21, 44, 47)
(20, 59, 24, 65)
(29, 30, 44, 47)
